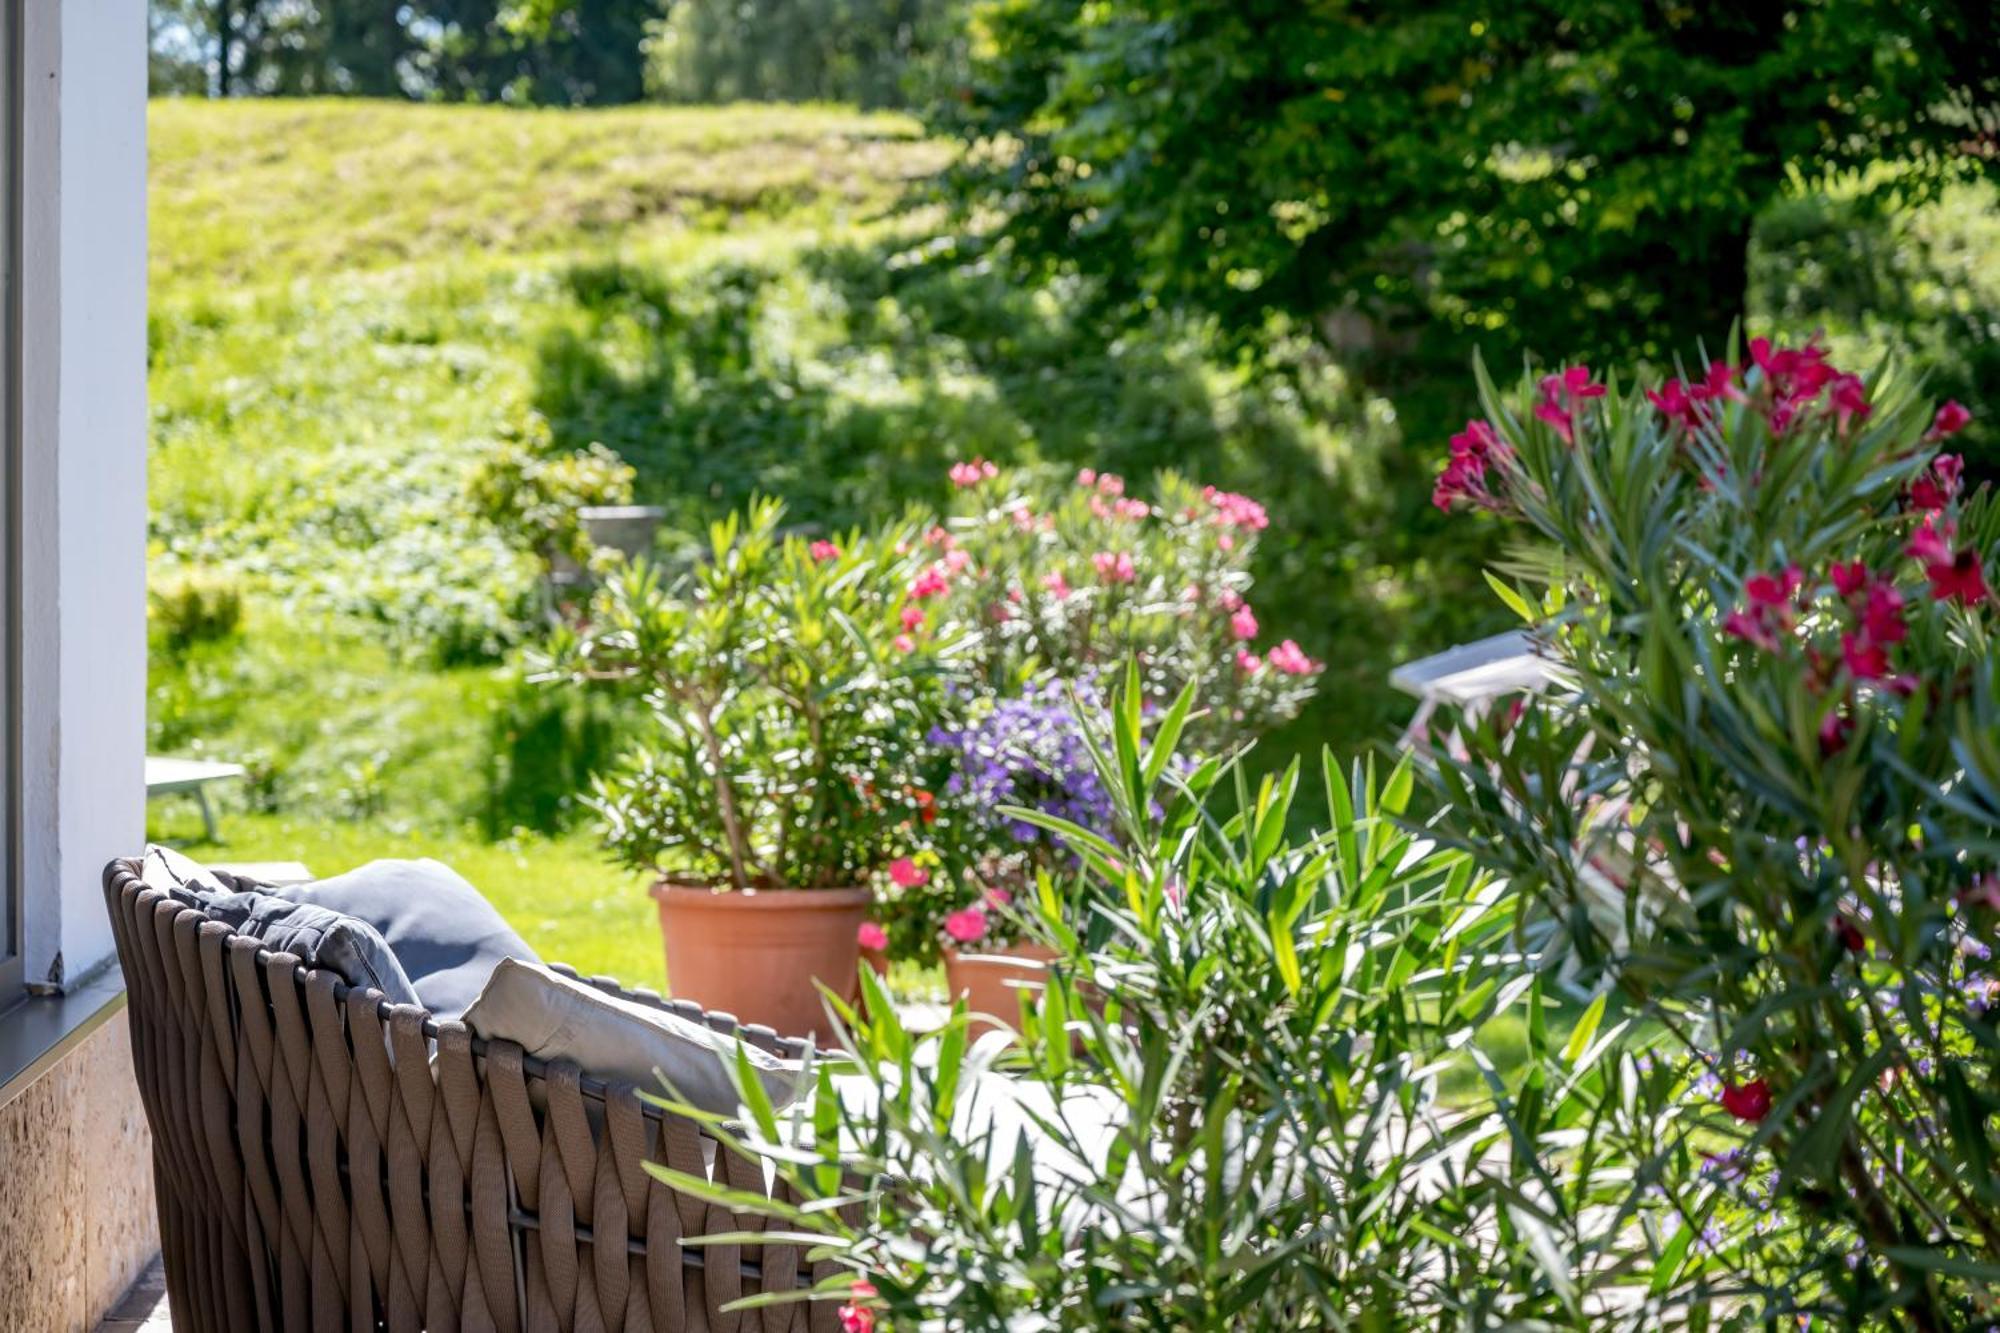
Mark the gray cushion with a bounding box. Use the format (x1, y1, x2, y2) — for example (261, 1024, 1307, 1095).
(140, 845, 421, 1005)
(463, 958, 802, 1116)
(278, 858, 540, 1021)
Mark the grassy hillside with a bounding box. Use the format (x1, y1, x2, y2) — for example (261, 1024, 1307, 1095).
(150, 99, 945, 291)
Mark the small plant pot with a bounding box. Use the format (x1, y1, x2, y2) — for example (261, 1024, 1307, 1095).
(942, 941, 1061, 1032)
(652, 881, 872, 1040)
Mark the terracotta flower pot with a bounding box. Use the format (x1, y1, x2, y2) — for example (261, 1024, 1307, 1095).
(943, 940, 1060, 1032)
(651, 881, 871, 1040)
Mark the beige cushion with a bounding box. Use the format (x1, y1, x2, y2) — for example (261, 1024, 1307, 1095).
(462, 958, 803, 1117)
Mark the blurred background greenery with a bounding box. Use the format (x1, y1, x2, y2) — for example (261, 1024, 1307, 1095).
(146, 1, 1998, 972)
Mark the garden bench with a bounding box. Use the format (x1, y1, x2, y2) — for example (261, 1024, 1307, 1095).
(144, 756, 248, 842)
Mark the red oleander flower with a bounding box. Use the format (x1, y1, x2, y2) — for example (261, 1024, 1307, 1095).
(1841, 632, 1891, 682)
(1925, 547, 1991, 605)
(1927, 400, 1971, 441)
(1830, 559, 1870, 598)
(908, 565, 950, 600)
(1745, 565, 1804, 609)
(1911, 453, 1964, 511)
(1828, 373, 1871, 430)
(1860, 582, 1907, 645)
(900, 606, 924, 631)
(1720, 1078, 1773, 1123)
(1534, 367, 1602, 444)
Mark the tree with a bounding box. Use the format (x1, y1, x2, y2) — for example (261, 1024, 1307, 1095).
(931, 1, 2000, 377)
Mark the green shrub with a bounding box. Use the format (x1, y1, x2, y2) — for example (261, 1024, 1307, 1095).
(149, 566, 246, 650)
(468, 414, 636, 572)
(541, 498, 968, 888)
(1427, 341, 2000, 1323)
(662, 669, 1696, 1325)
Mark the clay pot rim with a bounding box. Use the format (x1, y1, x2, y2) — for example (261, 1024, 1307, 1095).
(651, 879, 872, 907)
(942, 940, 1061, 966)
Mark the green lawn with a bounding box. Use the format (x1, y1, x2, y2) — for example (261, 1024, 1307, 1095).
(152, 809, 667, 990)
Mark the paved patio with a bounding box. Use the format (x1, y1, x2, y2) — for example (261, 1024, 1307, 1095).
(96, 1258, 171, 1332)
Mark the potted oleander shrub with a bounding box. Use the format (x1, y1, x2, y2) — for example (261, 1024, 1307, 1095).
(542, 498, 965, 1037)
(1427, 339, 2000, 1323)
(931, 460, 1322, 748)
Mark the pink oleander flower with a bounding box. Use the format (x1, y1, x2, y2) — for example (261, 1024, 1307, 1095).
(809, 540, 840, 562)
(1828, 373, 1871, 430)
(1094, 472, 1125, 497)
(838, 1281, 879, 1333)
(1115, 497, 1151, 521)
(1010, 505, 1036, 530)
(943, 904, 988, 944)
(1202, 486, 1271, 531)
(984, 885, 1012, 907)
(1648, 361, 1744, 433)
(1723, 566, 1804, 652)
(900, 606, 924, 631)
(1745, 565, 1804, 609)
(948, 458, 1000, 488)
(1750, 336, 1838, 435)
(1268, 639, 1320, 675)
(856, 922, 888, 952)
(1093, 550, 1136, 584)
(1534, 365, 1606, 445)
(924, 525, 955, 549)
(1859, 582, 1907, 645)
(1229, 604, 1258, 640)
(1217, 588, 1244, 613)
(1076, 467, 1097, 487)
(888, 858, 929, 889)
(944, 548, 972, 574)
(908, 565, 950, 600)
(1910, 454, 1963, 511)
(1235, 648, 1262, 674)
(1907, 517, 1954, 567)
(1042, 570, 1072, 599)
(1927, 399, 1971, 441)
(892, 633, 916, 654)
(1433, 418, 1511, 510)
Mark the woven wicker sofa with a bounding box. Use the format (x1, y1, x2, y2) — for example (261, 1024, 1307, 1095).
(103, 856, 850, 1333)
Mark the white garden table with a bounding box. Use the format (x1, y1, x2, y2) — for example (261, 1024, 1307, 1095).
(144, 756, 247, 842)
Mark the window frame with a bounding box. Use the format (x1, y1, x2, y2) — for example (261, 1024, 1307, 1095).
(0, 0, 20, 1009)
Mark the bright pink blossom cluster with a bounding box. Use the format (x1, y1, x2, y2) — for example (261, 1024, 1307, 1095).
(1645, 361, 1744, 434)
(1432, 419, 1511, 512)
(1908, 518, 1992, 606)
(1237, 638, 1320, 678)
(1202, 486, 1271, 531)
(1534, 365, 1607, 444)
(1092, 550, 1137, 584)
(809, 539, 840, 561)
(949, 458, 1000, 488)
(837, 1281, 878, 1333)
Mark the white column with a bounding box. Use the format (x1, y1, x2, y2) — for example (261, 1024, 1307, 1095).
(18, 0, 149, 989)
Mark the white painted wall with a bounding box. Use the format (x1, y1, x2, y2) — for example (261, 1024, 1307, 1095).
(18, 0, 149, 988)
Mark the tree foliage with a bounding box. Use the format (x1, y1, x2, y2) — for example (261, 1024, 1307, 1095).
(645, 0, 967, 109)
(149, 0, 660, 104)
(932, 1, 2000, 371)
